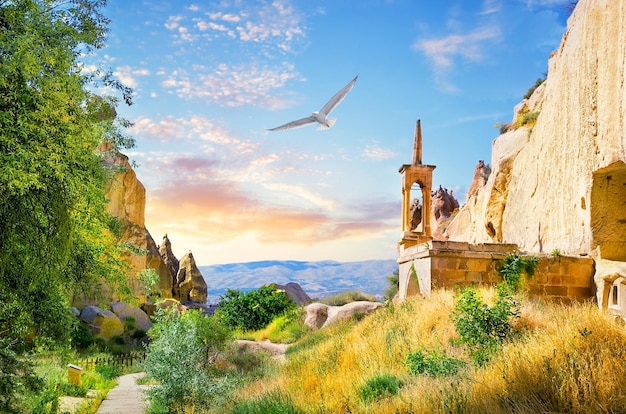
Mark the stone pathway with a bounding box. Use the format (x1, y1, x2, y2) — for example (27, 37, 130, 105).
(95, 372, 151, 414)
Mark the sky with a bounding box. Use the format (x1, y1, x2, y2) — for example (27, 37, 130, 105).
(91, 0, 573, 266)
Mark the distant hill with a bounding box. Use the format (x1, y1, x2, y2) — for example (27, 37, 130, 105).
(199, 259, 398, 304)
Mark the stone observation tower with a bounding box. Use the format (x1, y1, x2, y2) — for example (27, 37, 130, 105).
(398, 119, 436, 244)
(395, 119, 595, 302)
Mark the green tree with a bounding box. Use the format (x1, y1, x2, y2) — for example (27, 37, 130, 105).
(0, 0, 134, 350)
(217, 285, 296, 331)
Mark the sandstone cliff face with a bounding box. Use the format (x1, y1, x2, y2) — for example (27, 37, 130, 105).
(105, 150, 171, 297)
(445, 0, 626, 261)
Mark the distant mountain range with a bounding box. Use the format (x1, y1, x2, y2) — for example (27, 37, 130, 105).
(199, 259, 398, 304)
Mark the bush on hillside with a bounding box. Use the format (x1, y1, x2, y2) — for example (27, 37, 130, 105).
(144, 308, 233, 412)
(359, 374, 403, 403)
(405, 347, 465, 377)
(217, 285, 296, 332)
(384, 271, 399, 302)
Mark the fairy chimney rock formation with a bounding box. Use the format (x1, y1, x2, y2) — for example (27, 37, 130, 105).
(444, 0, 626, 260)
(173, 251, 208, 304)
(159, 234, 179, 287)
(466, 160, 492, 201)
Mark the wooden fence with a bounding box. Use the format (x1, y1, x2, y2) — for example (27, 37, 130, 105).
(80, 351, 146, 369)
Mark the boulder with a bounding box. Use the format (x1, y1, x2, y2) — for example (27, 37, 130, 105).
(79, 305, 124, 340)
(110, 301, 152, 332)
(303, 303, 329, 330)
(173, 251, 208, 303)
(304, 301, 382, 330)
(274, 282, 312, 305)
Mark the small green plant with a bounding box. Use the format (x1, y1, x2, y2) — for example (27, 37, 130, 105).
(358, 373, 403, 402)
(139, 269, 162, 302)
(70, 321, 96, 350)
(95, 364, 123, 381)
(229, 391, 302, 414)
(524, 76, 546, 99)
(384, 271, 399, 302)
(552, 248, 562, 257)
(405, 347, 465, 377)
(495, 122, 511, 134)
(499, 252, 538, 289)
(451, 284, 519, 366)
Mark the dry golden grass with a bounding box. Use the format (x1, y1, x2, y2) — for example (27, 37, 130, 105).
(212, 290, 626, 414)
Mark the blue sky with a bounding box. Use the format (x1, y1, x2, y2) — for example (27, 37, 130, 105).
(92, 0, 571, 265)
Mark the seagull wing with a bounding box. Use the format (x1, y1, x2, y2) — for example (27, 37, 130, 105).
(267, 115, 317, 131)
(318, 75, 358, 117)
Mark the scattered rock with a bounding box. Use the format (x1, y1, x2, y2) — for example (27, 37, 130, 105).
(274, 282, 312, 305)
(304, 301, 382, 330)
(110, 301, 152, 332)
(79, 305, 124, 340)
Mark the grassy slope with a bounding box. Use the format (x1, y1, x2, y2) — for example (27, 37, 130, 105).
(214, 288, 626, 414)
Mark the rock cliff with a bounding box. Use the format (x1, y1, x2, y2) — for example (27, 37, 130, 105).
(444, 0, 626, 261)
(104, 149, 171, 296)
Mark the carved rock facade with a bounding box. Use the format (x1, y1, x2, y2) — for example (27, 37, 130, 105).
(444, 0, 626, 263)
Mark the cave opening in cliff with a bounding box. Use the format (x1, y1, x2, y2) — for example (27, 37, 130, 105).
(591, 161, 626, 261)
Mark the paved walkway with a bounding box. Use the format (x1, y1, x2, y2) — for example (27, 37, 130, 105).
(96, 372, 151, 414)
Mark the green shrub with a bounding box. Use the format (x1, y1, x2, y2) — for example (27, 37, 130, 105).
(384, 271, 399, 302)
(229, 391, 302, 414)
(451, 285, 519, 366)
(263, 309, 309, 344)
(405, 347, 465, 377)
(144, 308, 233, 412)
(523, 76, 546, 99)
(499, 253, 538, 289)
(95, 364, 122, 381)
(58, 381, 87, 397)
(123, 316, 136, 332)
(217, 285, 296, 331)
(359, 373, 403, 402)
(70, 321, 96, 350)
(0, 339, 42, 413)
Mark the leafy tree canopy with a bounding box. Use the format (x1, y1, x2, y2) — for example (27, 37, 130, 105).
(0, 0, 135, 350)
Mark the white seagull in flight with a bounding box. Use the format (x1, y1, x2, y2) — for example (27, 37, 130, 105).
(268, 75, 358, 131)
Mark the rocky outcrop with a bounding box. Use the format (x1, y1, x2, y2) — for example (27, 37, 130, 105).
(80, 305, 124, 340)
(274, 282, 311, 305)
(465, 160, 492, 201)
(173, 251, 208, 303)
(431, 185, 459, 224)
(304, 301, 382, 330)
(159, 234, 179, 288)
(110, 301, 152, 332)
(104, 149, 171, 297)
(444, 0, 626, 260)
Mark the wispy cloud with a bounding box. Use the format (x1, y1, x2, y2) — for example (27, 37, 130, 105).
(413, 24, 501, 92)
(161, 62, 302, 108)
(361, 144, 397, 160)
(113, 65, 150, 89)
(157, 1, 307, 108)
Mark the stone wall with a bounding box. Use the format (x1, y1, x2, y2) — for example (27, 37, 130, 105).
(398, 241, 595, 303)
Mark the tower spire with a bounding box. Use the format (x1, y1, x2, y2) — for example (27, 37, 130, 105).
(412, 119, 422, 165)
